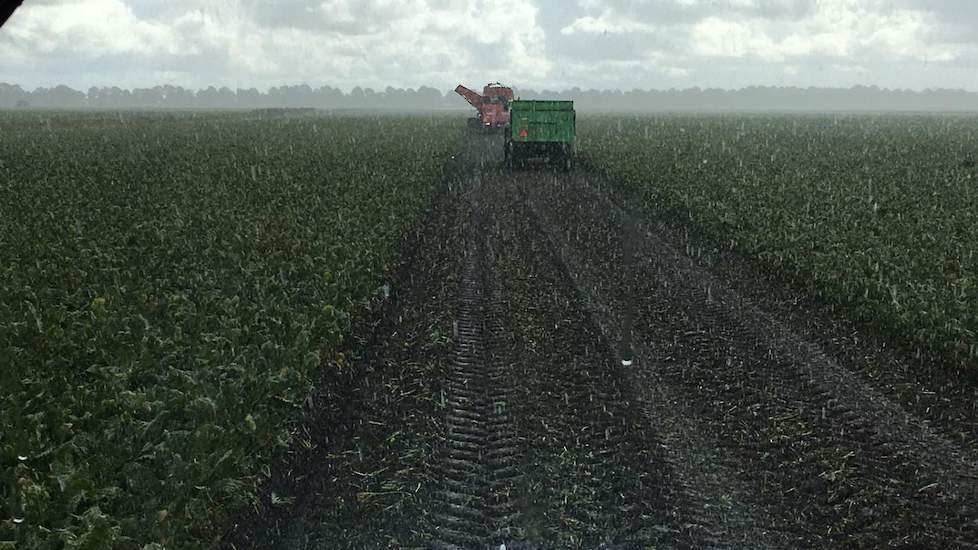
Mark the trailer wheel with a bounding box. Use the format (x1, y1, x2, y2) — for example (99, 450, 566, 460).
(510, 144, 522, 171)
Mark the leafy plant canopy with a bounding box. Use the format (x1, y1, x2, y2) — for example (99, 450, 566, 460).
(0, 111, 459, 549)
(580, 113, 978, 367)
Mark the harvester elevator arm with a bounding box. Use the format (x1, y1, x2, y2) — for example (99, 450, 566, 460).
(455, 85, 483, 109)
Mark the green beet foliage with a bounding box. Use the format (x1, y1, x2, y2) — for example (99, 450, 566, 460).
(0, 111, 460, 549)
(580, 113, 978, 367)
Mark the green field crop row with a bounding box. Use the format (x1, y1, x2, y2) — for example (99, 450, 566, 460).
(580, 114, 978, 366)
(0, 112, 460, 549)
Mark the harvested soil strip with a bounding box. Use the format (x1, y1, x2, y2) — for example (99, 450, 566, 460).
(523, 168, 978, 548)
(481, 171, 683, 548)
(431, 219, 520, 548)
(515, 175, 797, 549)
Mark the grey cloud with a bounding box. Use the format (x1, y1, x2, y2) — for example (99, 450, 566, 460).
(549, 28, 683, 63)
(241, 0, 404, 34)
(573, 0, 815, 25)
(544, 0, 978, 90)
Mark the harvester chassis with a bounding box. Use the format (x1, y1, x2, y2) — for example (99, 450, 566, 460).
(467, 118, 506, 133)
(505, 137, 574, 171)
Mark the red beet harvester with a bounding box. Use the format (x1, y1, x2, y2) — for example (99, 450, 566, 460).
(455, 82, 514, 130)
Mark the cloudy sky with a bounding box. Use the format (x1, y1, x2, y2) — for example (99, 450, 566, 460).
(1, 0, 977, 92)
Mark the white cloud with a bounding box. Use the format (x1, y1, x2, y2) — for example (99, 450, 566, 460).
(660, 65, 690, 78)
(560, 12, 658, 35)
(644, 49, 690, 79)
(3, 0, 186, 56)
(832, 63, 868, 73)
(692, 17, 774, 60)
(0, 0, 976, 91)
(689, 1, 957, 63)
(0, 0, 551, 91)
(539, 0, 978, 90)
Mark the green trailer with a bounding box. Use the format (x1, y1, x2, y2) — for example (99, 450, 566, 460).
(505, 100, 576, 170)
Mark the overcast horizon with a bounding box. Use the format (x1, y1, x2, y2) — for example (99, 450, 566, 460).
(2, 0, 978, 94)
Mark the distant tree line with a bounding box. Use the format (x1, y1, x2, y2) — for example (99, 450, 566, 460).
(0, 83, 453, 110)
(3, 82, 978, 112)
(515, 86, 978, 113)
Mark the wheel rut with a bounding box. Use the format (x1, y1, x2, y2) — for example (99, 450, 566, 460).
(431, 237, 520, 549)
(478, 165, 685, 548)
(519, 163, 978, 548)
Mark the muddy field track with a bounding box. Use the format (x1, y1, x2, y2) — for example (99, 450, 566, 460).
(518, 162, 978, 548)
(225, 133, 978, 549)
(430, 248, 521, 547)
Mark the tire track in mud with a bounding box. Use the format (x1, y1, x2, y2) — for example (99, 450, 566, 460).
(574, 170, 978, 470)
(430, 135, 685, 548)
(431, 246, 521, 548)
(518, 181, 811, 547)
(522, 168, 978, 548)
(506, 171, 784, 549)
(480, 169, 684, 548)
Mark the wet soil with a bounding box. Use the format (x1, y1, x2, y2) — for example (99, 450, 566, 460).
(224, 132, 978, 549)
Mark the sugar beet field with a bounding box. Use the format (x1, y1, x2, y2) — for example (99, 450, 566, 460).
(1, 111, 977, 549)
